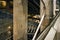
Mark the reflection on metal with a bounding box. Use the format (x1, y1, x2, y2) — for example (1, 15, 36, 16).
(53, 0, 56, 16)
(55, 9, 59, 11)
(32, 14, 45, 40)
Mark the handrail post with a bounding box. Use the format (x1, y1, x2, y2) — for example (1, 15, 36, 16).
(32, 14, 45, 40)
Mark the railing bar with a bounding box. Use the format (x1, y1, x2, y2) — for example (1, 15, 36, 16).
(32, 14, 45, 40)
(37, 13, 60, 40)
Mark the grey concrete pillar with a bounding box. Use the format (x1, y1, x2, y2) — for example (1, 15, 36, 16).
(13, 0, 27, 40)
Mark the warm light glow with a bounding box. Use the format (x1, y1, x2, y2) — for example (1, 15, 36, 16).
(2, 1, 6, 7)
(33, 16, 37, 18)
(33, 15, 40, 18)
(8, 26, 11, 29)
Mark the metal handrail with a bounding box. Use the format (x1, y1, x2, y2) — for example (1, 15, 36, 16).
(37, 13, 60, 40)
(32, 14, 45, 40)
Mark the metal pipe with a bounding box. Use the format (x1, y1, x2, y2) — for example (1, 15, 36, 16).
(32, 14, 45, 40)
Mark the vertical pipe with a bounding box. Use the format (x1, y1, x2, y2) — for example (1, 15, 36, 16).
(53, 0, 56, 17)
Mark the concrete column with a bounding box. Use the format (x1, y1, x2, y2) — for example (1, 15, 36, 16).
(13, 0, 27, 40)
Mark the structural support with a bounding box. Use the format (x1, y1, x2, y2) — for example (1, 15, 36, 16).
(13, 0, 27, 40)
(53, 0, 56, 16)
(40, 0, 53, 32)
